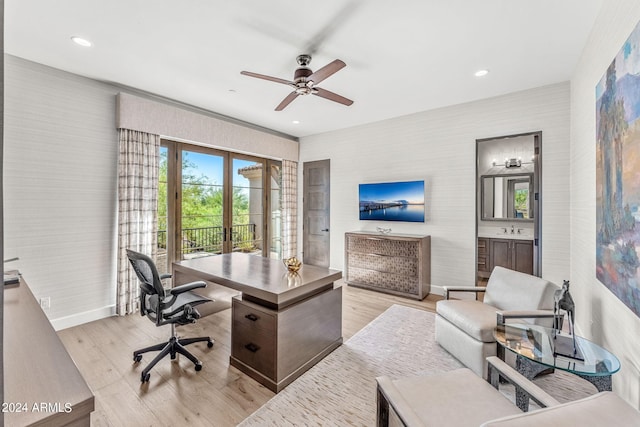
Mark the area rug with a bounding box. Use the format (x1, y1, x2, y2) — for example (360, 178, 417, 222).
(238, 304, 596, 426)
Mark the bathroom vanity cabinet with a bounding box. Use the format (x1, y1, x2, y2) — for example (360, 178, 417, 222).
(479, 237, 533, 276)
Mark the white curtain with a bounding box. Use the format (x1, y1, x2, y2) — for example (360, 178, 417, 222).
(281, 160, 298, 258)
(116, 129, 160, 315)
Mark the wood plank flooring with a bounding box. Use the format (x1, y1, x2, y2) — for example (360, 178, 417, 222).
(57, 282, 441, 427)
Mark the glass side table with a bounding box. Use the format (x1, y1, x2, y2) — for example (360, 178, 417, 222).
(494, 323, 620, 411)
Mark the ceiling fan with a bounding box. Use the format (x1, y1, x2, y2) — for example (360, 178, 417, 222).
(241, 54, 354, 111)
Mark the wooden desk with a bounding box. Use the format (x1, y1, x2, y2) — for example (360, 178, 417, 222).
(4, 278, 94, 426)
(173, 253, 343, 392)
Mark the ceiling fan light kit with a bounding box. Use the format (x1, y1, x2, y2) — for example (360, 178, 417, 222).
(241, 54, 353, 111)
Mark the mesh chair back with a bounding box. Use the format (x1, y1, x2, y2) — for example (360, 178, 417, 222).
(126, 249, 165, 297)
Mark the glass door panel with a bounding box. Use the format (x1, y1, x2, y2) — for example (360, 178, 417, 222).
(269, 163, 282, 259)
(181, 150, 225, 259)
(157, 145, 170, 274)
(232, 158, 263, 255)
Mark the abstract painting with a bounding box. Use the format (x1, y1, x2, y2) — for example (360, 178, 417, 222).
(596, 20, 640, 317)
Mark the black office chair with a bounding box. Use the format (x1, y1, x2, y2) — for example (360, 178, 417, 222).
(126, 249, 214, 383)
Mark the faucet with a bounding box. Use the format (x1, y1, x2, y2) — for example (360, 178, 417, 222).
(511, 225, 515, 234)
(501, 227, 507, 234)
(517, 228, 524, 234)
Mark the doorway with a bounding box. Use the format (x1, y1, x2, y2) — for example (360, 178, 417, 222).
(476, 132, 541, 284)
(303, 159, 331, 267)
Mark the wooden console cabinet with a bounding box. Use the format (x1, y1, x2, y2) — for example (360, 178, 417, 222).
(5, 277, 94, 426)
(344, 232, 431, 299)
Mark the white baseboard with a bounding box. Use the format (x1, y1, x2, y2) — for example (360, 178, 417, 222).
(429, 284, 446, 297)
(51, 305, 116, 331)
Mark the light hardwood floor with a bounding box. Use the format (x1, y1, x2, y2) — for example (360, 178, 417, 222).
(58, 282, 441, 427)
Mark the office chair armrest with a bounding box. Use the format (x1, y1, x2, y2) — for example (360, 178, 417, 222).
(160, 273, 172, 280)
(443, 286, 487, 299)
(170, 281, 207, 295)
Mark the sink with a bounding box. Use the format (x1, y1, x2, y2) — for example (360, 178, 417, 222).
(478, 228, 533, 240)
(494, 232, 533, 240)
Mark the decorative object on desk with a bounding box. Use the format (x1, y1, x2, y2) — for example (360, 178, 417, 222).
(4, 270, 20, 286)
(553, 280, 583, 360)
(596, 19, 640, 319)
(283, 256, 302, 273)
(4, 257, 21, 286)
(376, 226, 392, 234)
(286, 272, 302, 288)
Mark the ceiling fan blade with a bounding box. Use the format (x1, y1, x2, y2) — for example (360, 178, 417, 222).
(240, 71, 292, 86)
(313, 87, 353, 106)
(308, 59, 346, 85)
(275, 92, 300, 111)
(304, 0, 362, 55)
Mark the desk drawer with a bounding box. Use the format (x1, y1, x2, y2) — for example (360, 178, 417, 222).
(232, 322, 276, 379)
(232, 299, 277, 379)
(232, 299, 276, 334)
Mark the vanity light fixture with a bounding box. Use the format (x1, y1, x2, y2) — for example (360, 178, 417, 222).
(292, 120, 300, 124)
(71, 36, 92, 47)
(505, 158, 522, 168)
(474, 69, 489, 77)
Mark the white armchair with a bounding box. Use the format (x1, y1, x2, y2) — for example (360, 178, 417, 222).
(435, 266, 559, 377)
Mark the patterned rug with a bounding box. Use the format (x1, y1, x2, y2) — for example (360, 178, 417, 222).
(238, 304, 596, 426)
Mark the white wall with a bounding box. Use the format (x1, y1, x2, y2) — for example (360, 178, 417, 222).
(299, 82, 571, 293)
(4, 55, 120, 329)
(571, 0, 640, 409)
(4, 54, 297, 329)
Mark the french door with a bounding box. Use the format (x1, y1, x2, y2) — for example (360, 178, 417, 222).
(157, 140, 281, 274)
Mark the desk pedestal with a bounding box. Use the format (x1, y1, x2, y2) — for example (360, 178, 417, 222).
(230, 286, 342, 393)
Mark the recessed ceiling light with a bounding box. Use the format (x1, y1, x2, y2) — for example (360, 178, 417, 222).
(292, 120, 300, 124)
(474, 69, 489, 77)
(71, 36, 92, 47)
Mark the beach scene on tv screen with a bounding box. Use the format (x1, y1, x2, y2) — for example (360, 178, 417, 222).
(359, 180, 425, 222)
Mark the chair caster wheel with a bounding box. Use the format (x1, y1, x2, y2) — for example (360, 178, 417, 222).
(207, 340, 214, 348)
(141, 372, 150, 383)
(195, 362, 203, 372)
(134, 354, 142, 363)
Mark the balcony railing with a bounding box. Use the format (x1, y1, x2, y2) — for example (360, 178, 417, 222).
(158, 223, 257, 258)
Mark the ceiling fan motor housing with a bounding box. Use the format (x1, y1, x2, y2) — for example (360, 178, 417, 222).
(294, 66, 314, 94)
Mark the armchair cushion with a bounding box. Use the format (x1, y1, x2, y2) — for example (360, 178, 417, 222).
(480, 392, 640, 426)
(484, 267, 556, 311)
(377, 368, 522, 427)
(436, 299, 499, 342)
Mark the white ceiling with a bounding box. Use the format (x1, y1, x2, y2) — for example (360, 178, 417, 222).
(6, 1, 603, 139)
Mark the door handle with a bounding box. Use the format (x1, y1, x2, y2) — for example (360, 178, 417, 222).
(245, 343, 260, 353)
(321, 229, 329, 232)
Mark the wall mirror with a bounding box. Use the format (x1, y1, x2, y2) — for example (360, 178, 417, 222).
(481, 173, 533, 221)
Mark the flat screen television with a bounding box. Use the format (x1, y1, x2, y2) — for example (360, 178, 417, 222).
(359, 180, 425, 222)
